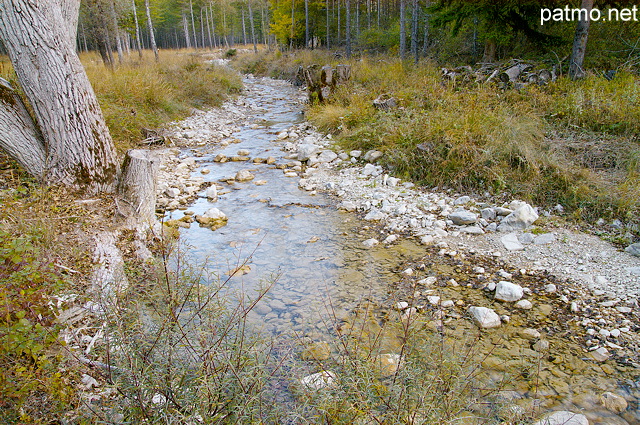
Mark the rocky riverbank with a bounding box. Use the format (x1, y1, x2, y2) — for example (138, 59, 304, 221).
(151, 74, 640, 424)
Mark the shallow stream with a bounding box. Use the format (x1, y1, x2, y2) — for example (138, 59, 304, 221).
(164, 75, 640, 424)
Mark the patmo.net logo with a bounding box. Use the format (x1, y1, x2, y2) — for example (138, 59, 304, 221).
(541, 5, 639, 25)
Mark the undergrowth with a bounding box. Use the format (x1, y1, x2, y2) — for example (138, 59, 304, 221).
(234, 50, 640, 227)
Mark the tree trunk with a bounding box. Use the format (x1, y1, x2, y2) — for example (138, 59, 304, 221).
(183, 12, 192, 48)
(569, 0, 593, 80)
(0, 78, 46, 179)
(200, 7, 206, 48)
(248, 1, 257, 53)
(399, 0, 406, 59)
(482, 38, 496, 63)
(305, 0, 309, 47)
(190, 0, 198, 49)
(326, 0, 330, 48)
(290, 0, 295, 49)
(206, 4, 213, 49)
(0, 0, 119, 193)
(242, 9, 248, 45)
(116, 149, 159, 229)
(346, 0, 351, 57)
(111, 1, 123, 64)
(132, 0, 143, 58)
(410, 0, 418, 63)
(144, 0, 159, 60)
(422, 1, 430, 57)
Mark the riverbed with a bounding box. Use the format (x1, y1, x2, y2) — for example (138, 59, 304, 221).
(157, 74, 640, 424)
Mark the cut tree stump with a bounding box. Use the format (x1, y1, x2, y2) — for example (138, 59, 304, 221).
(116, 149, 160, 229)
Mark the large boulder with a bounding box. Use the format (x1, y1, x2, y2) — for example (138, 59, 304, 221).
(497, 203, 539, 232)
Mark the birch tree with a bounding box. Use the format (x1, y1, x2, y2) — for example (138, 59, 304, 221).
(0, 0, 119, 193)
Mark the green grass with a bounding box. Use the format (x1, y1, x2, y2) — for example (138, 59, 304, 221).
(235, 50, 640, 226)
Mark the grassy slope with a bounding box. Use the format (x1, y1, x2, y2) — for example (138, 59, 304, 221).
(0, 49, 242, 423)
(235, 50, 640, 228)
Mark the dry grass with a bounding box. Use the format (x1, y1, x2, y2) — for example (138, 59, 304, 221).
(236, 50, 640, 226)
(83, 49, 243, 153)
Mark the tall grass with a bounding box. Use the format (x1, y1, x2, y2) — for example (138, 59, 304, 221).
(235, 50, 640, 225)
(83, 50, 243, 152)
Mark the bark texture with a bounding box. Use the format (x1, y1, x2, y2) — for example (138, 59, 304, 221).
(116, 149, 159, 229)
(0, 78, 46, 178)
(569, 0, 593, 80)
(0, 0, 119, 193)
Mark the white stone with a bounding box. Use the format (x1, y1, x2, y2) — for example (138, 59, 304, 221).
(468, 306, 501, 328)
(362, 163, 381, 177)
(297, 144, 320, 161)
(427, 296, 441, 305)
(395, 301, 410, 310)
(418, 276, 437, 285)
(591, 347, 610, 362)
(350, 150, 362, 158)
(152, 393, 167, 404)
(501, 233, 524, 251)
(453, 195, 471, 205)
(497, 204, 539, 232)
(534, 233, 556, 245)
(544, 284, 557, 293)
(521, 328, 541, 339)
(420, 235, 435, 245)
(625, 243, 640, 257)
(299, 371, 337, 391)
(518, 233, 535, 244)
(363, 238, 379, 248)
(364, 209, 386, 221)
(317, 150, 338, 163)
(205, 186, 218, 201)
(201, 208, 226, 220)
(448, 210, 477, 225)
(461, 225, 484, 234)
(481, 208, 497, 220)
(495, 281, 524, 302)
(383, 234, 399, 244)
(363, 150, 383, 162)
(235, 170, 255, 182)
(165, 187, 180, 198)
(533, 411, 588, 425)
(339, 201, 357, 211)
(515, 299, 533, 310)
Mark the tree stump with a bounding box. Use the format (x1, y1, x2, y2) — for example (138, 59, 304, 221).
(116, 149, 160, 229)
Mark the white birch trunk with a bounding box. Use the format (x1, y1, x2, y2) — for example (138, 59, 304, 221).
(144, 0, 159, 61)
(132, 0, 143, 58)
(0, 0, 119, 193)
(0, 78, 46, 179)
